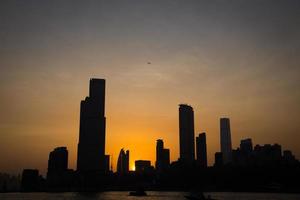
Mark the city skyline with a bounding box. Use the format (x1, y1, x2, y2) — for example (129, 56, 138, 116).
(15, 78, 300, 176)
(1, 75, 300, 174)
(1, 0, 300, 175)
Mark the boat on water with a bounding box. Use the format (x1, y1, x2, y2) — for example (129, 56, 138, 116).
(129, 187, 147, 196)
(184, 192, 216, 200)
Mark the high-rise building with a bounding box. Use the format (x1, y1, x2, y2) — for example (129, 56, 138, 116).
(77, 79, 106, 172)
(179, 104, 195, 164)
(220, 118, 232, 164)
(156, 139, 170, 173)
(117, 149, 129, 174)
(240, 138, 253, 154)
(196, 132, 207, 167)
(47, 147, 68, 176)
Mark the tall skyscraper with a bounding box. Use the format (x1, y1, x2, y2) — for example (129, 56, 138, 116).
(179, 104, 195, 164)
(117, 148, 129, 174)
(196, 132, 207, 168)
(220, 118, 232, 164)
(156, 139, 170, 173)
(77, 79, 106, 172)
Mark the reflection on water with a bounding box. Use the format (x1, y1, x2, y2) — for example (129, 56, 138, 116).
(0, 191, 300, 200)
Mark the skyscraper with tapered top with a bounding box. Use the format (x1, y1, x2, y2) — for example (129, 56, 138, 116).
(77, 78, 106, 172)
(220, 118, 232, 164)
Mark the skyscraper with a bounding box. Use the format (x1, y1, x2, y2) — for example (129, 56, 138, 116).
(77, 79, 106, 172)
(179, 104, 195, 164)
(156, 139, 170, 173)
(220, 118, 232, 164)
(117, 148, 129, 174)
(196, 132, 207, 168)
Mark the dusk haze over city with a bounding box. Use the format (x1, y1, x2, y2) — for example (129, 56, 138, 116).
(1, 0, 300, 199)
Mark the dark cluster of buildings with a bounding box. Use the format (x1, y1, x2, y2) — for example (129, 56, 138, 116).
(20, 78, 300, 192)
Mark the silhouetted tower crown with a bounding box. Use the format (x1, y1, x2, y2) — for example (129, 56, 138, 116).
(196, 132, 207, 167)
(89, 78, 105, 116)
(77, 78, 106, 171)
(220, 118, 232, 164)
(179, 104, 195, 164)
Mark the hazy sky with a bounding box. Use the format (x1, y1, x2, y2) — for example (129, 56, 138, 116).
(1, 0, 300, 175)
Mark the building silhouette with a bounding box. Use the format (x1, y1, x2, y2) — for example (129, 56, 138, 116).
(155, 139, 170, 173)
(253, 144, 282, 165)
(47, 147, 68, 177)
(21, 169, 40, 192)
(214, 152, 223, 167)
(117, 149, 129, 174)
(196, 132, 207, 168)
(220, 118, 232, 164)
(179, 104, 195, 164)
(47, 147, 73, 188)
(77, 79, 107, 172)
(240, 138, 253, 154)
(283, 150, 298, 166)
(135, 160, 154, 174)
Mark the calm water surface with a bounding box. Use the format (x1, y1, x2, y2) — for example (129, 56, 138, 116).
(0, 191, 300, 200)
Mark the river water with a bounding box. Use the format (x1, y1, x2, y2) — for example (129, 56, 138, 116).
(0, 191, 299, 200)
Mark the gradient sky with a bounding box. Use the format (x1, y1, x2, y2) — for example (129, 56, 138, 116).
(1, 0, 300, 175)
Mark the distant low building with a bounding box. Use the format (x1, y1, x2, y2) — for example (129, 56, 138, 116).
(21, 169, 40, 192)
(47, 147, 68, 175)
(214, 152, 223, 167)
(282, 150, 298, 166)
(47, 147, 73, 188)
(253, 144, 282, 166)
(240, 138, 253, 155)
(135, 160, 154, 174)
